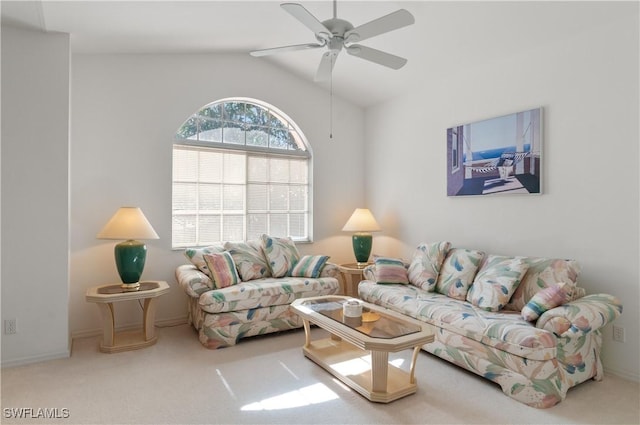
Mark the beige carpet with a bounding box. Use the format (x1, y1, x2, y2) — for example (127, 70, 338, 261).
(1, 324, 639, 425)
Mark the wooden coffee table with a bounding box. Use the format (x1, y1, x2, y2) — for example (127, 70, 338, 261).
(290, 295, 434, 403)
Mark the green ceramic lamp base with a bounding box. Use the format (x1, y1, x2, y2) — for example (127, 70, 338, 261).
(352, 233, 373, 265)
(114, 240, 147, 287)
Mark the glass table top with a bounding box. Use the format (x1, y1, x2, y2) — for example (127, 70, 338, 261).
(301, 297, 421, 339)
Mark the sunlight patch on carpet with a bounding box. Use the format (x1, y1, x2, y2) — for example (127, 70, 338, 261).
(216, 368, 237, 400)
(330, 355, 405, 377)
(240, 383, 338, 411)
(279, 361, 300, 380)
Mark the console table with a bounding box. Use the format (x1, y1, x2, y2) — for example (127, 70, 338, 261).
(85, 281, 170, 353)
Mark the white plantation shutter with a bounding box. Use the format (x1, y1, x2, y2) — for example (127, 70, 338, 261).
(172, 98, 311, 248)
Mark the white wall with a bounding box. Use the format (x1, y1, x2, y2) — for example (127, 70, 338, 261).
(365, 7, 639, 380)
(1, 26, 71, 366)
(70, 53, 365, 337)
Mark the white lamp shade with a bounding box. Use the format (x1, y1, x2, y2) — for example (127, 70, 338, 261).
(342, 208, 381, 233)
(97, 207, 159, 240)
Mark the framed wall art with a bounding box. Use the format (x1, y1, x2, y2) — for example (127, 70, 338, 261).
(447, 107, 542, 197)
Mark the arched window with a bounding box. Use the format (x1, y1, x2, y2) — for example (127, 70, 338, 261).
(172, 98, 311, 248)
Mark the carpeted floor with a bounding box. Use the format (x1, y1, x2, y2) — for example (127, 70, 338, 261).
(1, 324, 639, 425)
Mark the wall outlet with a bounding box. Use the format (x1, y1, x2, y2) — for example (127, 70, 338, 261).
(4, 319, 17, 335)
(612, 325, 625, 343)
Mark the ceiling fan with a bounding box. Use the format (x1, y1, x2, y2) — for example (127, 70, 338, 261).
(250, 1, 415, 82)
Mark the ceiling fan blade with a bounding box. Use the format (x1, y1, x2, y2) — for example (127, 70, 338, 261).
(281, 3, 332, 40)
(315, 51, 338, 82)
(346, 44, 407, 69)
(345, 9, 415, 43)
(250, 42, 325, 57)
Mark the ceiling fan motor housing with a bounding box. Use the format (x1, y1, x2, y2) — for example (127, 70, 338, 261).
(322, 18, 354, 37)
(322, 18, 355, 52)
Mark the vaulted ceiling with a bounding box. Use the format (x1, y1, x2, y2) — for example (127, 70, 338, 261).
(1, 1, 624, 107)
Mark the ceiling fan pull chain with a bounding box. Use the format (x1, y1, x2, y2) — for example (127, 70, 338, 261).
(329, 54, 334, 140)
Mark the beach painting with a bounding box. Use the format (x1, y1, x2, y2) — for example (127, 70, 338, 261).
(447, 108, 542, 196)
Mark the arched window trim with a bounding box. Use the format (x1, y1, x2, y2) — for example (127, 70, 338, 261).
(172, 97, 314, 248)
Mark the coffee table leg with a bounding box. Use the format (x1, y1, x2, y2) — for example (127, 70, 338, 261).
(303, 319, 311, 348)
(409, 346, 421, 384)
(371, 350, 389, 393)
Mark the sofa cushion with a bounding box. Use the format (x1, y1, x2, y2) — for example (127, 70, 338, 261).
(521, 282, 572, 322)
(184, 245, 225, 275)
(224, 240, 271, 281)
(375, 257, 410, 284)
(466, 255, 529, 312)
(407, 241, 451, 291)
(436, 248, 485, 300)
(203, 252, 241, 289)
(505, 258, 581, 312)
(261, 234, 301, 278)
(199, 276, 340, 313)
(291, 255, 330, 278)
(358, 280, 557, 361)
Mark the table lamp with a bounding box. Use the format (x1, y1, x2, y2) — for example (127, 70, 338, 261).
(342, 208, 381, 265)
(97, 207, 159, 289)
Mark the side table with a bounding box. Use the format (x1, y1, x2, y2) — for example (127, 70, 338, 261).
(85, 281, 170, 353)
(338, 263, 372, 297)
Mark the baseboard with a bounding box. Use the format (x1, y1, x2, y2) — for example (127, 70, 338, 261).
(2, 317, 189, 367)
(155, 316, 189, 328)
(604, 365, 640, 383)
(1, 349, 70, 368)
(71, 315, 188, 340)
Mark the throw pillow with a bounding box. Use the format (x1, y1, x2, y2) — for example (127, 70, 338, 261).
(407, 241, 451, 291)
(224, 240, 271, 281)
(466, 255, 530, 312)
(375, 257, 409, 284)
(291, 255, 330, 278)
(184, 245, 225, 274)
(436, 248, 485, 300)
(203, 252, 241, 289)
(521, 282, 572, 322)
(505, 258, 581, 311)
(260, 234, 301, 278)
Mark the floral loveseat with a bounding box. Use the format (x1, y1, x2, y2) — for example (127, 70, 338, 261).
(358, 242, 623, 408)
(176, 235, 341, 349)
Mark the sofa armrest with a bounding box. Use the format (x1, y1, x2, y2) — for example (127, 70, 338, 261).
(536, 293, 623, 337)
(363, 265, 376, 281)
(175, 264, 213, 298)
(320, 262, 344, 289)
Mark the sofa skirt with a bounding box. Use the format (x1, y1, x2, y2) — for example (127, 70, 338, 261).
(187, 297, 304, 349)
(423, 326, 603, 408)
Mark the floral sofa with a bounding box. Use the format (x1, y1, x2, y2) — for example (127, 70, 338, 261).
(358, 242, 623, 408)
(176, 235, 341, 349)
